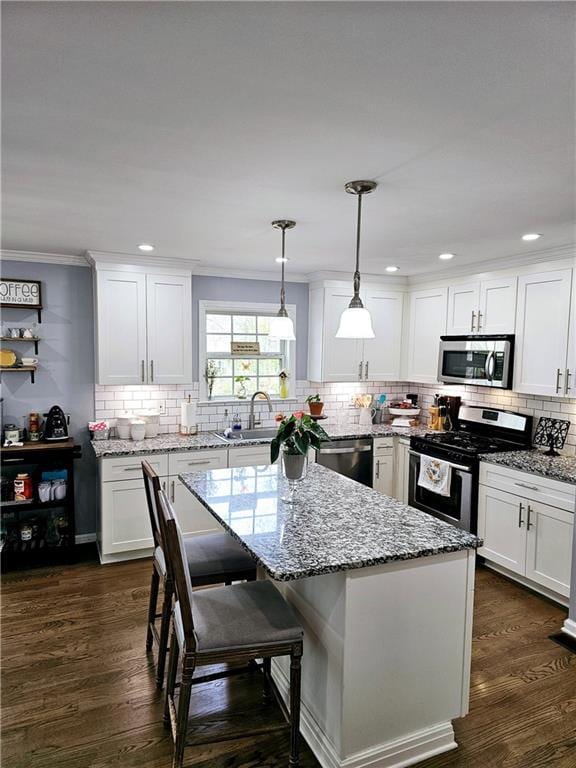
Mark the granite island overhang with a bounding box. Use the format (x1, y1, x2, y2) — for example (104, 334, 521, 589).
(180, 463, 481, 768)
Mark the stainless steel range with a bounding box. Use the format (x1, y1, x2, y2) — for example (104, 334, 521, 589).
(409, 406, 532, 533)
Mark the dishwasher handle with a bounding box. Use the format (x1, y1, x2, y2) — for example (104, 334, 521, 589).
(318, 445, 372, 455)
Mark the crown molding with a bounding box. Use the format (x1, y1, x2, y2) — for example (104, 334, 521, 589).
(85, 250, 200, 271)
(0, 249, 89, 267)
(192, 264, 310, 282)
(407, 242, 576, 286)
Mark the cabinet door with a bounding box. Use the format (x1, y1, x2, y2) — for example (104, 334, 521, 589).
(322, 288, 363, 382)
(525, 500, 573, 598)
(100, 479, 153, 556)
(565, 273, 576, 397)
(447, 283, 480, 334)
(362, 290, 403, 380)
(228, 445, 275, 468)
(479, 277, 517, 334)
(405, 288, 448, 383)
(477, 486, 526, 575)
(373, 454, 393, 496)
(169, 475, 224, 537)
(96, 270, 147, 385)
(514, 269, 572, 396)
(146, 274, 192, 384)
(393, 440, 410, 503)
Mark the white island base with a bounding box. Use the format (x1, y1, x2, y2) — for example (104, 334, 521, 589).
(269, 549, 476, 768)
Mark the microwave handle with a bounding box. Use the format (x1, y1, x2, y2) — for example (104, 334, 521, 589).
(484, 351, 495, 382)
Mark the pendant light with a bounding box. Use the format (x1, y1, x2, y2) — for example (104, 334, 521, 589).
(336, 180, 377, 339)
(268, 219, 296, 341)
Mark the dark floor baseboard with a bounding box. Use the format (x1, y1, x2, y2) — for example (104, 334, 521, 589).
(549, 632, 576, 654)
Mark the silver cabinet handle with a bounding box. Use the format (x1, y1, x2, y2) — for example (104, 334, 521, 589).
(185, 459, 212, 466)
(555, 368, 563, 393)
(320, 445, 372, 455)
(365, 361, 369, 380)
(527, 504, 534, 530)
(518, 502, 525, 528)
(514, 481, 539, 492)
(565, 369, 572, 395)
(477, 311, 482, 331)
(376, 459, 380, 479)
(150, 360, 154, 383)
(358, 361, 363, 380)
(171, 480, 175, 503)
(471, 311, 476, 332)
(162, 481, 166, 491)
(141, 360, 145, 383)
(123, 466, 142, 472)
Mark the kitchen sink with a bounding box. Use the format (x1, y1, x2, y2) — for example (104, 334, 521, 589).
(212, 427, 278, 442)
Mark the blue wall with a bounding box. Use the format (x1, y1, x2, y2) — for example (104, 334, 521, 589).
(192, 275, 309, 379)
(1, 261, 97, 535)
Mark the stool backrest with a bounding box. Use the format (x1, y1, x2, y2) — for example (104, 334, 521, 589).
(142, 460, 163, 550)
(157, 488, 196, 648)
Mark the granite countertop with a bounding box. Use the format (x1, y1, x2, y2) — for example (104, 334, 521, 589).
(480, 450, 576, 486)
(179, 463, 481, 581)
(90, 422, 427, 458)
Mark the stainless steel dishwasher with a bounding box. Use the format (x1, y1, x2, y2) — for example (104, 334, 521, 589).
(316, 438, 373, 487)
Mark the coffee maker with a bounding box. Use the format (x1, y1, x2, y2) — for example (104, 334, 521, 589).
(43, 405, 69, 442)
(439, 395, 462, 432)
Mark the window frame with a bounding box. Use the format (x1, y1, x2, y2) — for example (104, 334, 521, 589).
(198, 299, 296, 403)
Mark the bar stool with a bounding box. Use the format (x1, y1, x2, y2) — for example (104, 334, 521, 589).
(158, 489, 303, 768)
(142, 460, 257, 688)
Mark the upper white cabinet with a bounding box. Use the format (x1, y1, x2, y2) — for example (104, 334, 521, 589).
(308, 284, 404, 382)
(513, 268, 573, 396)
(95, 268, 193, 386)
(404, 287, 448, 383)
(446, 277, 516, 335)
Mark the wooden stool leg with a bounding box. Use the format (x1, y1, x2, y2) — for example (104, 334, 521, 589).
(289, 649, 302, 768)
(146, 567, 160, 652)
(156, 577, 173, 689)
(173, 656, 195, 768)
(164, 631, 179, 728)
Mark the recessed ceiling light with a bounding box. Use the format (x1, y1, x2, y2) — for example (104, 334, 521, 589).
(439, 253, 455, 260)
(521, 233, 542, 242)
(137, 243, 155, 252)
(275, 256, 288, 263)
(385, 265, 399, 272)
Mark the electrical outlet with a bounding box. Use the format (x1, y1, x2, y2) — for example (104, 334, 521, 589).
(158, 401, 166, 415)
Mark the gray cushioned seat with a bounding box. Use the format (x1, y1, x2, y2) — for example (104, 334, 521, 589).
(190, 580, 303, 653)
(154, 533, 255, 582)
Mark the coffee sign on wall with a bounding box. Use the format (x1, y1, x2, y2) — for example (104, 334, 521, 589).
(0, 278, 42, 308)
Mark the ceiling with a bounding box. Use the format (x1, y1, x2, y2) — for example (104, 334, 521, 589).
(2, 1, 575, 277)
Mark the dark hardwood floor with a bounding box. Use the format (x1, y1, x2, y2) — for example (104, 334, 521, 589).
(2, 559, 575, 767)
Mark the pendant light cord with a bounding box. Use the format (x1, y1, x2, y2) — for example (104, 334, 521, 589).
(350, 191, 363, 308)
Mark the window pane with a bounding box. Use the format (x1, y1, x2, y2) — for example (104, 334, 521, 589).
(209, 358, 232, 376)
(233, 316, 256, 334)
(258, 358, 281, 376)
(235, 359, 257, 376)
(260, 335, 282, 353)
(207, 314, 231, 333)
(257, 316, 271, 334)
(233, 334, 258, 345)
(207, 334, 232, 353)
(259, 376, 280, 394)
(212, 378, 233, 397)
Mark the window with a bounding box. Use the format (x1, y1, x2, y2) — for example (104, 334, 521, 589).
(199, 301, 295, 401)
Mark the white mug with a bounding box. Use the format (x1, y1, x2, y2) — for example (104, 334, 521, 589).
(359, 407, 376, 427)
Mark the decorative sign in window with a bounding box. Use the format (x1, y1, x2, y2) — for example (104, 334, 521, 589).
(0, 278, 42, 308)
(230, 341, 261, 355)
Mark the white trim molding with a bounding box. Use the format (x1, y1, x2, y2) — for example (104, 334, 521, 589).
(1, 249, 89, 267)
(562, 618, 576, 641)
(86, 250, 199, 272)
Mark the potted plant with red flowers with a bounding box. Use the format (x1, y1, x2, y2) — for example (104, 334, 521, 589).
(271, 411, 330, 502)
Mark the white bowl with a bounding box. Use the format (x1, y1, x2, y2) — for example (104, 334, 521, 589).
(130, 420, 147, 441)
(388, 407, 420, 417)
(145, 422, 159, 438)
(117, 425, 131, 439)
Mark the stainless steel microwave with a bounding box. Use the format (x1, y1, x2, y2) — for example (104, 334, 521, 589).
(438, 335, 514, 389)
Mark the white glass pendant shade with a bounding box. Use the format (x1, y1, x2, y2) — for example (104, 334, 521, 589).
(335, 306, 375, 339)
(268, 314, 296, 341)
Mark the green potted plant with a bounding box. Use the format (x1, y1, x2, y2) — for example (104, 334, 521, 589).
(306, 393, 324, 417)
(271, 412, 329, 501)
(234, 375, 250, 399)
(205, 360, 219, 400)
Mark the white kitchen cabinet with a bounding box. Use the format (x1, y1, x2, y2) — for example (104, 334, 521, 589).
(228, 444, 275, 468)
(308, 283, 404, 382)
(565, 275, 576, 397)
(514, 268, 573, 396)
(146, 274, 192, 384)
(478, 465, 574, 600)
(168, 476, 224, 537)
(95, 270, 148, 385)
(477, 486, 526, 575)
(405, 287, 448, 383)
(373, 439, 394, 497)
(446, 277, 516, 335)
(94, 266, 192, 386)
(393, 438, 410, 503)
(100, 478, 155, 561)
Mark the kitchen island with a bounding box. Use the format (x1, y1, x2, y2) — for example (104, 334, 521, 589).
(180, 463, 480, 768)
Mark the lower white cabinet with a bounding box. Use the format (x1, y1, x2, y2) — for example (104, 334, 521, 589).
(100, 478, 155, 560)
(373, 438, 394, 496)
(393, 438, 411, 504)
(228, 444, 274, 468)
(477, 472, 574, 600)
(168, 475, 224, 537)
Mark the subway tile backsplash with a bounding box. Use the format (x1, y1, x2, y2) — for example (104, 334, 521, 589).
(94, 381, 576, 455)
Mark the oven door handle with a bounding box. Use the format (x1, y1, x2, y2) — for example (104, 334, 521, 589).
(409, 450, 472, 473)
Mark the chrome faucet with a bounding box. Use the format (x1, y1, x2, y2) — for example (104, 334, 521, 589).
(248, 391, 273, 430)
